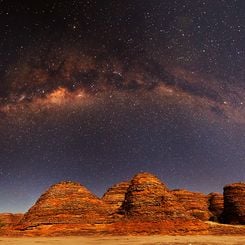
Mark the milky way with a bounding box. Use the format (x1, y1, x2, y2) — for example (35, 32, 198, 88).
(0, 0, 244, 212)
(1, 47, 244, 126)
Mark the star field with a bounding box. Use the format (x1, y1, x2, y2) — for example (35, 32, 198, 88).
(0, 0, 244, 212)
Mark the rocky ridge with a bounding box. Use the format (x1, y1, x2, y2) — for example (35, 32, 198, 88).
(0, 213, 23, 227)
(0, 172, 244, 236)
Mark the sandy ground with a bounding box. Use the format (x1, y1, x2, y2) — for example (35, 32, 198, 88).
(0, 236, 245, 245)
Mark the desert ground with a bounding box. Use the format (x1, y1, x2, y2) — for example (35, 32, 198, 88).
(0, 236, 245, 245)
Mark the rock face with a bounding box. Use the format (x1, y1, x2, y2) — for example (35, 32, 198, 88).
(121, 172, 188, 221)
(102, 181, 130, 213)
(223, 182, 245, 225)
(16, 173, 206, 235)
(0, 213, 23, 227)
(2, 173, 244, 237)
(208, 192, 224, 221)
(19, 181, 110, 228)
(172, 189, 211, 221)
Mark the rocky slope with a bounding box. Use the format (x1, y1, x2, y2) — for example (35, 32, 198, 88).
(0, 173, 244, 236)
(172, 189, 211, 221)
(121, 173, 191, 221)
(18, 181, 111, 229)
(102, 181, 130, 213)
(223, 182, 245, 225)
(0, 213, 23, 227)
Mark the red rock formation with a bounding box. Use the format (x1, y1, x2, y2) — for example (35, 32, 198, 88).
(13, 173, 209, 236)
(172, 189, 211, 221)
(19, 181, 110, 229)
(102, 181, 129, 214)
(223, 182, 245, 225)
(121, 172, 189, 221)
(1, 172, 244, 237)
(208, 192, 224, 221)
(0, 213, 23, 227)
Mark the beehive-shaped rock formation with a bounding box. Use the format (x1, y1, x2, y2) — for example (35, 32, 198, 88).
(121, 172, 188, 221)
(223, 182, 245, 224)
(19, 181, 110, 228)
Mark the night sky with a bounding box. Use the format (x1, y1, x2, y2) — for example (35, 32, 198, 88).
(0, 0, 244, 213)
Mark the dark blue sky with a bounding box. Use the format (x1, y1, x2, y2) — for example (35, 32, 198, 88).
(0, 0, 244, 212)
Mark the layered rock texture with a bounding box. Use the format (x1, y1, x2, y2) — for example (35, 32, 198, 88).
(208, 192, 224, 221)
(121, 173, 188, 221)
(102, 181, 130, 214)
(0, 173, 244, 236)
(172, 189, 211, 221)
(223, 182, 245, 225)
(19, 181, 110, 229)
(0, 213, 23, 227)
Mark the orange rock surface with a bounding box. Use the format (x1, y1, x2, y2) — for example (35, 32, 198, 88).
(102, 181, 130, 213)
(18, 181, 110, 229)
(0, 213, 23, 226)
(172, 189, 211, 221)
(0, 172, 244, 237)
(208, 192, 224, 221)
(223, 182, 245, 224)
(121, 173, 191, 221)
